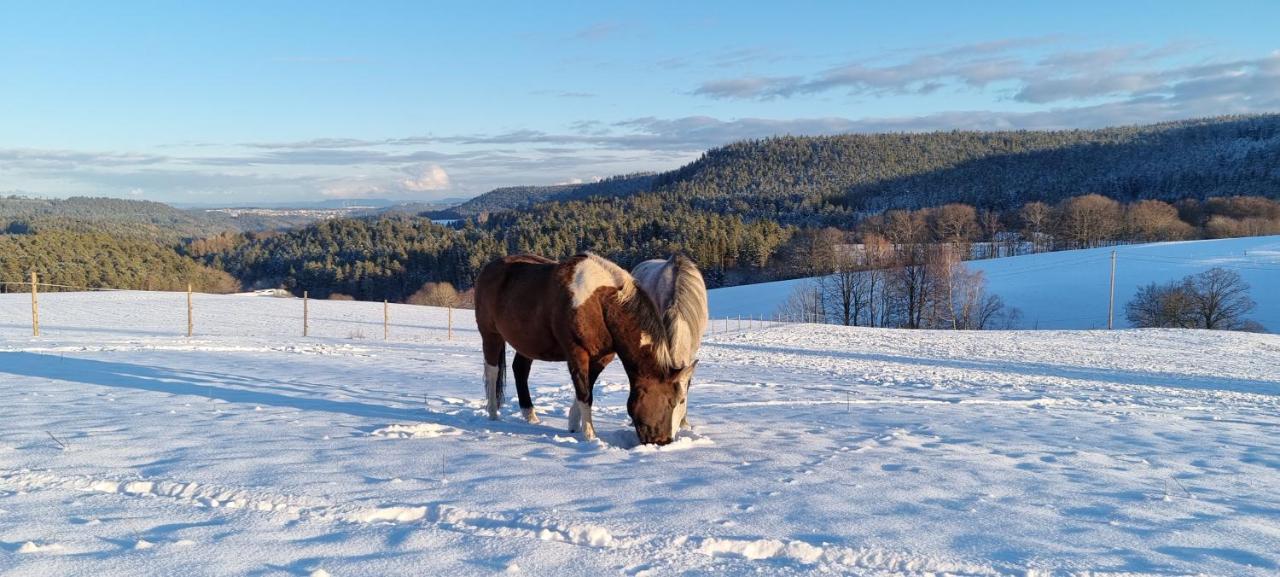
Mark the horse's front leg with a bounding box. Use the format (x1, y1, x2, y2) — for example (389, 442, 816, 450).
(566, 348, 596, 441)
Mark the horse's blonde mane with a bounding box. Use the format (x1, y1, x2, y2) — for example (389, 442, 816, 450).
(632, 255, 709, 370)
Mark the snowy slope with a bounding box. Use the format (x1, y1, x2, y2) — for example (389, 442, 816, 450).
(1, 292, 1279, 575)
(708, 235, 1280, 331)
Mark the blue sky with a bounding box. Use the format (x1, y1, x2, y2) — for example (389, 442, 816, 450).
(2, 1, 1278, 204)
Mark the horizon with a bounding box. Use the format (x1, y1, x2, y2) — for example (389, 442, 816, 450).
(2, 1, 1278, 205)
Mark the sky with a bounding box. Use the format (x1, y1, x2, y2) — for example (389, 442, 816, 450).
(2, 1, 1279, 205)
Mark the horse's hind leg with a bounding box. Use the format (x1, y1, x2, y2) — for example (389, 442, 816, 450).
(481, 333, 507, 420)
(512, 353, 540, 424)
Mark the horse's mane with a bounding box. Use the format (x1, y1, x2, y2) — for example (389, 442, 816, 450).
(630, 255, 708, 370)
(574, 252, 678, 370)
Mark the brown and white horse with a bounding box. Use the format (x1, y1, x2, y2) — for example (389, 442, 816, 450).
(473, 253, 694, 445)
(630, 254, 709, 431)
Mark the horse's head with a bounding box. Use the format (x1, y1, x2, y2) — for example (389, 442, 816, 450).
(627, 361, 696, 445)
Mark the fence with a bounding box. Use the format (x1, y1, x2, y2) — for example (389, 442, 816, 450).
(2, 276, 797, 343)
(2, 274, 460, 343)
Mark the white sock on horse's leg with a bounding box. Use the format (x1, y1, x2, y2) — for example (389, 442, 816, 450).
(484, 364, 500, 420)
(522, 406, 540, 424)
(579, 401, 596, 441)
(567, 400, 581, 432)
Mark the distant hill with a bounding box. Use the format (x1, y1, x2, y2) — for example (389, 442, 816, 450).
(651, 114, 1280, 223)
(0, 196, 318, 240)
(436, 114, 1280, 226)
(430, 173, 658, 218)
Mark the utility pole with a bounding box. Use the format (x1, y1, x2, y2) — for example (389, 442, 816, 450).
(1107, 250, 1117, 330)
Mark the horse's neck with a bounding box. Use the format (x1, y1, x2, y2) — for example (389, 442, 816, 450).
(599, 294, 658, 367)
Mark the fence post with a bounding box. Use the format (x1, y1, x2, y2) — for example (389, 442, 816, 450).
(303, 291, 309, 337)
(187, 283, 193, 337)
(384, 299, 389, 340)
(447, 306, 453, 341)
(1107, 250, 1117, 330)
(30, 270, 39, 337)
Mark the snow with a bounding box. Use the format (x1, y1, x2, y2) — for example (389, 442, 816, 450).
(708, 235, 1280, 330)
(0, 291, 1278, 575)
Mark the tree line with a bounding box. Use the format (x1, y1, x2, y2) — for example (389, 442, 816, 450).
(0, 228, 238, 293)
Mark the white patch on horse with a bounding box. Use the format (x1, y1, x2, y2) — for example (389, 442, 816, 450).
(570, 253, 634, 308)
(484, 364, 501, 420)
(578, 400, 596, 441)
(567, 399, 581, 432)
(670, 382, 688, 438)
(639, 331, 652, 347)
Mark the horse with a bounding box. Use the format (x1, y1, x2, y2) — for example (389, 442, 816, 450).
(630, 255, 709, 431)
(473, 253, 695, 445)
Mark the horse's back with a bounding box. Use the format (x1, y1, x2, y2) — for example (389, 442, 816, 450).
(475, 255, 558, 326)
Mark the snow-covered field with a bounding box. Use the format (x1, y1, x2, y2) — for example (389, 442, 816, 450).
(708, 235, 1280, 331)
(2, 291, 1279, 575)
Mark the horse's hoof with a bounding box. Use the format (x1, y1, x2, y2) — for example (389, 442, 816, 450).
(487, 412, 499, 421)
(522, 408, 541, 424)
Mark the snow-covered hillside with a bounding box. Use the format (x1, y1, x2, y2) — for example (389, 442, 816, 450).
(1, 292, 1279, 575)
(708, 235, 1280, 330)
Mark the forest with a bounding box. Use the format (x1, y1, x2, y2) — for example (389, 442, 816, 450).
(443, 114, 1280, 225)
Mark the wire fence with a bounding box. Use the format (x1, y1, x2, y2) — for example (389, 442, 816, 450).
(0, 277, 463, 342)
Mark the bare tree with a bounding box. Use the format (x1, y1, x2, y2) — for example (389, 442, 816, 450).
(821, 248, 873, 326)
(862, 233, 893, 328)
(1125, 268, 1258, 331)
(1125, 199, 1194, 241)
(1125, 281, 1199, 328)
(408, 281, 462, 307)
(778, 280, 825, 323)
(1188, 267, 1256, 330)
(1057, 194, 1123, 248)
(884, 209, 928, 245)
(1019, 201, 1054, 253)
(930, 204, 979, 245)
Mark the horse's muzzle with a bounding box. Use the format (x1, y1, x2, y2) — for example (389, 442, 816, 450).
(635, 424, 673, 446)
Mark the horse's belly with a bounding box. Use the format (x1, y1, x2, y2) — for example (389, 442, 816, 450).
(499, 324, 566, 362)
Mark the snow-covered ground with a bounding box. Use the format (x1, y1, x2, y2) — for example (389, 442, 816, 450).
(1, 292, 1279, 575)
(708, 235, 1280, 331)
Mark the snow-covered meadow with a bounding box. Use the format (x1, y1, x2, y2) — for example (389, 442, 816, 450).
(1, 291, 1279, 575)
(707, 235, 1280, 331)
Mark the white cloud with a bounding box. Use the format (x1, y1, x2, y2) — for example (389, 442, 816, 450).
(399, 164, 451, 191)
(689, 38, 1280, 107)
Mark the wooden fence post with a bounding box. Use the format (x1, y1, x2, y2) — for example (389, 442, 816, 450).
(30, 270, 39, 337)
(447, 306, 453, 341)
(383, 300, 389, 340)
(303, 291, 309, 337)
(187, 283, 193, 337)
